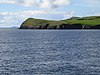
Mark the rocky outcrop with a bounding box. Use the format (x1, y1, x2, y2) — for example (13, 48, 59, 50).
(84, 25, 100, 29)
(20, 23, 100, 29)
(61, 24, 83, 29)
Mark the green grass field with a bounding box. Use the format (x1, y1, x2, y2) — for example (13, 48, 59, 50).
(22, 18, 67, 26)
(62, 16, 100, 26)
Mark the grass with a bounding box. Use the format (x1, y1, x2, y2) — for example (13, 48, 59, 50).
(21, 16, 100, 27)
(22, 18, 67, 26)
(62, 16, 100, 26)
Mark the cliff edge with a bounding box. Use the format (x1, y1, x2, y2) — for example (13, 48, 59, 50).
(19, 16, 100, 29)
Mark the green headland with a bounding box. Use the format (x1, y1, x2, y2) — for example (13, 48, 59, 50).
(19, 16, 100, 29)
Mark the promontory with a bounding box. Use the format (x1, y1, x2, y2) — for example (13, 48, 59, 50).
(19, 16, 100, 29)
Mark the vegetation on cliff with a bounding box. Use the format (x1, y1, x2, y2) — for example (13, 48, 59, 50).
(63, 16, 100, 26)
(19, 16, 100, 29)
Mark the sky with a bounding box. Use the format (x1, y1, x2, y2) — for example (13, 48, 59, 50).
(0, 0, 100, 27)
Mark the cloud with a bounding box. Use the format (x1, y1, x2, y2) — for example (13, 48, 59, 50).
(0, 0, 39, 7)
(54, 0, 70, 6)
(63, 11, 75, 19)
(16, 0, 39, 7)
(40, 0, 71, 8)
(0, 10, 74, 27)
(0, 0, 16, 4)
(0, 0, 71, 8)
(0, 10, 47, 27)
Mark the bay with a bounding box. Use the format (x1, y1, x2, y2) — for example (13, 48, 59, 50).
(0, 29, 100, 75)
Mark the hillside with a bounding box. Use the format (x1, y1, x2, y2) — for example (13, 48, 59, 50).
(63, 16, 100, 26)
(19, 16, 100, 29)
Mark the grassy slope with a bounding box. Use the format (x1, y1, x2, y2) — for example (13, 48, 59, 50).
(22, 18, 66, 27)
(21, 16, 100, 27)
(62, 16, 100, 26)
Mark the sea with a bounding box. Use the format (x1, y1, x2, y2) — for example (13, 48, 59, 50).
(0, 29, 100, 75)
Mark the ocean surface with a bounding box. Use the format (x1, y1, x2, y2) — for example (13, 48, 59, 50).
(0, 29, 100, 75)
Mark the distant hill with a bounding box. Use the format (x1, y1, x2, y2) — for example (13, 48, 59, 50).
(67, 17, 80, 20)
(19, 16, 100, 29)
(10, 26, 18, 29)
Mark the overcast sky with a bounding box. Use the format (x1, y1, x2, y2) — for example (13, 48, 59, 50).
(0, 0, 100, 27)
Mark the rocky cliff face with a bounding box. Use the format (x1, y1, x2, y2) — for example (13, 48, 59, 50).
(19, 18, 100, 29)
(83, 25, 100, 29)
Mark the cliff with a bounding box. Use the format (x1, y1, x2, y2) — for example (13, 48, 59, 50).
(19, 16, 100, 29)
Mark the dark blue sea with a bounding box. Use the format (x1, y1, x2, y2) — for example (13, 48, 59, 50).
(0, 29, 100, 75)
